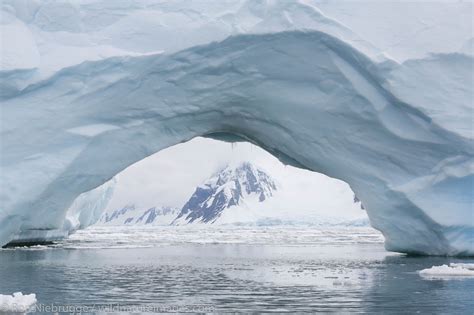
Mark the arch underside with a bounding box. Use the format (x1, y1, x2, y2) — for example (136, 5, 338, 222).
(1, 31, 472, 255)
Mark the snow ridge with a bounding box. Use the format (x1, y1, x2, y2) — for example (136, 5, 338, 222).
(99, 205, 179, 226)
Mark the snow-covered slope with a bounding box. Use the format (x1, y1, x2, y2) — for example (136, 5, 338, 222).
(98, 205, 179, 226)
(173, 162, 277, 224)
(0, 1, 472, 255)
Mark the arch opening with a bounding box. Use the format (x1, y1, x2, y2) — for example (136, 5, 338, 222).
(63, 137, 369, 231)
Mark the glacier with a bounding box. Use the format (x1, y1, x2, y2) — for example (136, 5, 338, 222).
(0, 1, 473, 255)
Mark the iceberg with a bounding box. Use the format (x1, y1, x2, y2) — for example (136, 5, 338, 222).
(0, 292, 37, 313)
(0, 1, 472, 255)
(419, 263, 474, 278)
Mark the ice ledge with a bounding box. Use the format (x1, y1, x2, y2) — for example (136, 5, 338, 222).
(3, 229, 68, 248)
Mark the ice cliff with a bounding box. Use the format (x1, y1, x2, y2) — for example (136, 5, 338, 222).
(0, 1, 472, 255)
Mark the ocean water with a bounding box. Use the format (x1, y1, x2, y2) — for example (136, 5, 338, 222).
(1, 226, 473, 313)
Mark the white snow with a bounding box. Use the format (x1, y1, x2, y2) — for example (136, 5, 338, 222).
(0, 1, 472, 256)
(67, 124, 120, 137)
(0, 11, 40, 71)
(0, 292, 37, 313)
(313, 1, 473, 62)
(418, 263, 474, 278)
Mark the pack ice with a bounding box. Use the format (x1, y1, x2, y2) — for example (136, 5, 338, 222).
(0, 1, 472, 255)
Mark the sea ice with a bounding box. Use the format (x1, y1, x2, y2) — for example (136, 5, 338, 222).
(0, 292, 37, 313)
(419, 263, 474, 278)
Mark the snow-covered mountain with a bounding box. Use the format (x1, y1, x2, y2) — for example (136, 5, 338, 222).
(98, 205, 179, 226)
(173, 162, 277, 224)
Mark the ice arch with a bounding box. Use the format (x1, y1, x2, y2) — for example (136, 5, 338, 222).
(1, 31, 473, 255)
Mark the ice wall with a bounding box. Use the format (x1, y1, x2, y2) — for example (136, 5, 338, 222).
(0, 1, 472, 255)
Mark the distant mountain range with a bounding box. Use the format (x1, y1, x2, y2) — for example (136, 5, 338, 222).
(98, 162, 368, 226)
(99, 205, 179, 226)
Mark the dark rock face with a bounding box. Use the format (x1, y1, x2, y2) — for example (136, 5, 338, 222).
(173, 162, 277, 224)
(354, 195, 365, 210)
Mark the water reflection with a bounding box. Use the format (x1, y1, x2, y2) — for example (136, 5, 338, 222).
(362, 255, 474, 313)
(1, 238, 473, 312)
